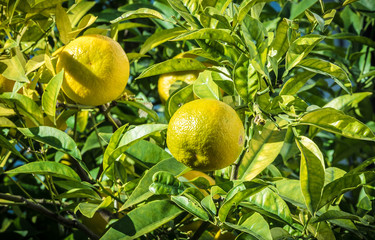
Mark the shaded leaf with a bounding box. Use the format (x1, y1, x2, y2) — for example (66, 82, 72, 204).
(165, 84, 194, 120)
(140, 28, 186, 55)
(279, 71, 316, 95)
(0, 135, 27, 161)
(171, 195, 210, 221)
(149, 171, 185, 195)
(193, 70, 220, 100)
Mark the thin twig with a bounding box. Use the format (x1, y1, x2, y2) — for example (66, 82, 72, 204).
(0, 193, 100, 240)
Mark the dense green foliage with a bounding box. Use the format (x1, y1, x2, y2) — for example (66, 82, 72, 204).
(1, 0, 375, 239)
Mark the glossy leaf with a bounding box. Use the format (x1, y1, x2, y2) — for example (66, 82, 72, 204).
(0, 93, 43, 126)
(119, 158, 187, 211)
(218, 181, 267, 222)
(233, 54, 258, 103)
(6, 162, 80, 181)
(268, 95, 308, 116)
(149, 171, 185, 195)
(136, 58, 206, 79)
(237, 0, 272, 25)
(102, 200, 183, 240)
(0, 56, 29, 83)
(171, 195, 210, 221)
(42, 71, 63, 124)
(296, 136, 325, 215)
(270, 19, 292, 62)
(111, 8, 164, 23)
(125, 140, 171, 164)
(167, 0, 201, 29)
(102, 125, 128, 174)
(299, 108, 375, 141)
(225, 212, 272, 240)
(165, 84, 194, 120)
(139, 28, 186, 55)
(193, 70, 220, 100)
(57, 188, 101, 200)
(312, 210, 364, 223)
(297, 58, 352, 94)
(18, 126, 81, 160)
(237, 120, 287, 181)
(68, 0, 96, 26)
(172, 28, 236, 45)
(279, 71, 316, 95)
(55, 4, 72, 44)
(285, 35, 323, 72)
(319, 173, 362, 209)
(327, 33, 375, 48)
(324, 92, 372, 112)
(290, 0, 318, 19)
(241, 187, 293, 225)
(275, 179, 305, 208)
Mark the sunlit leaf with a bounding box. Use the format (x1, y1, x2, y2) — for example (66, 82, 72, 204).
(193, 70, 220, 100)
(171, 195, 210, 221)
(6, 162, 80, 181)
(237, 120, 287, 181)
(298, 108, 375, 141)
(172, 28, 236, 45)
(42, 71, 63, 124)
(296, 136, 325, 215)
(297, 58, 352, 94)
(111, 8, 164, 23)
(56, 4, 72, 44)
(102, 200, 183, 240)
(139, 28, 186, 55)
(149, 171, 185, 195)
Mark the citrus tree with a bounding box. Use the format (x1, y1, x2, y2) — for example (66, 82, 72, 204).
(1, 0, 375, 239)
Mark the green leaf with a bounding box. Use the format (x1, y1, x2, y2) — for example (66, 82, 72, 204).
(139, 28, 186, 55)
(119, 158, 187, 211)
(296, 136, 325, 215)
(149, 171, 185, 195)
(327, 33, 375, 48)
(298, 108, 375, 141)
(193, 70, 220, 100)
(290, 0, 318, 19)
(172, 194, 210, 221)
(285, 35, 323, 72)
(270, 19, 292, 62)
(58, 188, 101, 200)
(275, 179, 305, 208)
(111, 8, 164, 23)
(279, 71, 316, 95)
(312, 210, 364, 223)
(324, 92, 372, 112)
(102, 125, 128, 173)
(6, 162, 80, 181)
(56, 4, 72, 44)
(81, 126, 112, 155)
(75, 197, 112, 218)
(297, 58, 352, 94)
(102, 200, 183, 240)
(237, 120, 287, 181)
(136, 58, 207, 79)
(165, 84, 195, 120)
(166, 0, 201, 29)
(225, 212, 272, 240)
(125, 140, 171, 164)
(0, 93, 43, 126)
(172, 28, 236, 45)
(0, 56, 29, 83)
(237, 0, 272, 25)
(42, 70, 63, 124)
(0, 135, 27, 161)
(268, 95, 308, 116)
(218, 181, 267, 222)
(18, 126, 82, 161)
(68, 0, 96, 26)
(211, 66, 234, 95)
(319, 173, 362, 209)
(233, 54, 258, 103)
(241, 187, 293, 225)
(342, 0, 360, 6)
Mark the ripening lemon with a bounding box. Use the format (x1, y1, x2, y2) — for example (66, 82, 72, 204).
(56, 34, 129, 106)
(167, 99, 244, 171)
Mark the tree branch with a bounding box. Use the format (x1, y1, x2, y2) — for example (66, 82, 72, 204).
(0, 193, 99, 240)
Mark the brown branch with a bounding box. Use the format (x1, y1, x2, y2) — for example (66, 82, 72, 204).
(0, 193, 99, 240)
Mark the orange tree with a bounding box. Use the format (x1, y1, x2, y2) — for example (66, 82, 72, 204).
(1, 0, 375, 239)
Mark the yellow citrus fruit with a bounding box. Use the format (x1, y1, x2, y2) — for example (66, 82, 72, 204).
(167, 99, 245, 171)
(158, 53, 208, 103)
(0, 75, 16, 93)
(56, 34, 129, 106)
